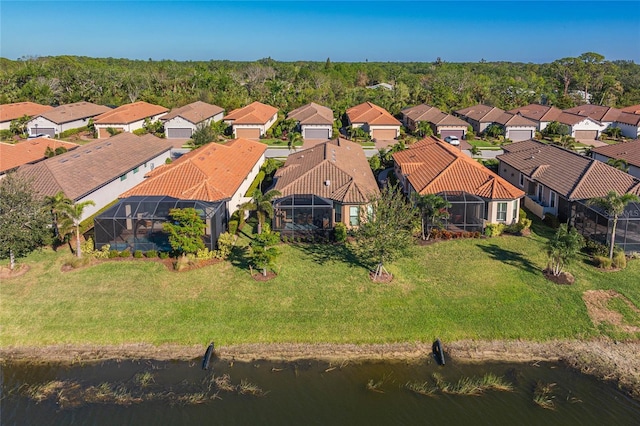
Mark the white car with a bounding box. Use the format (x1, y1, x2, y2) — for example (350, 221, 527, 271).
(28, 133, 51, 139)
(444, 136, 460, 146)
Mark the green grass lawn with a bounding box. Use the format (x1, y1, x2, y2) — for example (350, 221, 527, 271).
(467, 139, 503, 149)
(258, 138, 303, 147)
(2, 228, 639, 348)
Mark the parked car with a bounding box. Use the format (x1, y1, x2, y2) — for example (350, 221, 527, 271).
(444, 136, 460, 146)
(28, 133, 51, 139)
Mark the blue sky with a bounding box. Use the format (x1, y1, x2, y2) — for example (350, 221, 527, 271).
(1, 1, 639, 63)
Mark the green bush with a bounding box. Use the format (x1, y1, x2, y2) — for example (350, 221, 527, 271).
(59, 126, 87, 139)
(196, 248, 216, 260)
(132, 128, 147, 136)
(216, 232, 234, 259)
(584, 239, 609, 257)
(133, 250, 144, 258)
(109, 250, 120, 259)
(543, 214, 560, 229)
(159, 251, 169, 259)
(484, 223, 506, 237)
(120, 249, 131, 258)
(593, 255, 612, 269)
(145, 250, 158, 258)
(613, 251, 627, 269)
(244, 170, 266, 196)
(228, 220, 239, 236)
(334, 222, 347, 243)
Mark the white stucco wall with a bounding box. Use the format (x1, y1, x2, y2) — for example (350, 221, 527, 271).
(75, 149, 172, 221)
(27, 116, 95, 136)
(486, 199, 520, 224)
(569, 118, 606, 137)
(95, 112, 167, 138)
(228, 153, 266, 215)
(614, 122, 640, 139)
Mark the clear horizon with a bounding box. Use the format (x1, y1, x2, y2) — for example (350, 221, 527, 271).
(1, 1, 639, 63)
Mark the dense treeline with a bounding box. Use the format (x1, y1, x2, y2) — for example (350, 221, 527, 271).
(1, 54, 638, 117)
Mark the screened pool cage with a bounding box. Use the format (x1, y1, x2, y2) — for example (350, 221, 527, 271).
(573, 200, 640, 254)
(273, 194, 334, 237)
(438, 191, 485, 232)
(94, 196, 226, 252)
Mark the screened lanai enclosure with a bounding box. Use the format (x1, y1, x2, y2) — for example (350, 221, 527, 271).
(439, 191, 485, 232)
(273, 194, 334, 237)
(573, 200, 640, 254)
(94, 196, 227, 252)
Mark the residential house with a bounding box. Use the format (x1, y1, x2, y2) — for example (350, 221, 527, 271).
(346, 102, 401, 141)
(0, 102, 53, 131)
(496, 140, 640, 222)
(393, 136, 524, 231)
(287, 102, 334, 140)
(0, 137, 79, 177)
(612, 112, 640, 139)
(17, 132, 173, 221)
(161, 101, 224, 139)
(271, 138, 380, 233)
(564, 104, 622, 128)
(26, 102, 111, 137)
(223, 101, 278, 139)
(554, 111, 607, 139)
(492, 112, 537, 142)
(454, 104, 505, 134)
(95, 138, 267, 252)
(93, 101, 168, 138)
(591, 140, 640, 179)
(508, 104, 563, 132)
(401, 104, 469, 139)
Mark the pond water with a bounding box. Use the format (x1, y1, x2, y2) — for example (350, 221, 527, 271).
(2, 356, 639, 425)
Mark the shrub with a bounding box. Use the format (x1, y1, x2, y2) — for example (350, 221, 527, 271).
(484, 223, 505, 237)
(542, 214, 560, 229)
(196, 248, 215, 260)
(228, 220, 239, 236)
(159, 251, 169, 259)
(612, 250, 627, 269)
(584, 239, 609, 257)
(334, 223, 347, 243)
(120, 249, 131, 258)
(132, 128, 147, 136)
(59, 126, 87, 139)
(593, 255, 612, 269)
(145, 250, 158, 258)
(133, 250, 144, 258)
(0, 129, 14, 141)
(109, 250, 120, 259)
(216, 232, 234, 259)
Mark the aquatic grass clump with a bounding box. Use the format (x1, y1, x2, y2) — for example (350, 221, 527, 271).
(405, 380, 438, 396)
(408, 373, 513, 397)
(134, 372, 155, 388)
(366, 373, 393, 393)
(533, 381, 556, 410)
(238, 379, 265, 396)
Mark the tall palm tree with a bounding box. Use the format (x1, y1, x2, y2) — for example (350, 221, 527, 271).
(416, 120, 433, 138)
(587, 191, 640, 259)
(287, 131, 302, 152)
(45, 191, 72, 241)
(415, 193, 451, 240)
(239, 189, 281, 234)
(59, 200, 96, 258)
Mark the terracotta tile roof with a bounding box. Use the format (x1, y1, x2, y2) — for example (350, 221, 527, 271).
(509, 104, 563, 122)
(93, 101, 168, 125)
(287, 102, 334, 125)
(621, 104, 640, 114)
(564, 104, 622, 122)
(0, 102, 53, 122)
(402, 104, 468, 127)
(120, 138, 266, 202)
(498, 140, 640, 200)
(17, 133, 173, 200)
(0, 138, 79, 174)
(161, 101, 224, 124)
(615, 112, 640, 126)
(455, 104, 505, 122)
(346, 102, 401, 126)
(34, 102, 111, 124)
(273, 138, 379, 204)
(223, 101, 278, 125)
(591, 140, 640, 168)
(492, 111, 537, 127)
(393, 136, 524, 200)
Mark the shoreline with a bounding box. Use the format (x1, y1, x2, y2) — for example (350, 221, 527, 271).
(1, 339, 639, 400)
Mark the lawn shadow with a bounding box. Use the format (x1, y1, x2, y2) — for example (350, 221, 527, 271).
(478, 243, 540, 274)
(295, 242, 370, 270)
(228, 245, 250, 271)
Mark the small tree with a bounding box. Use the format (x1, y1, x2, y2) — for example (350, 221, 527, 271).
(587, 191, 640, 259)
(484, 123, 505, 139)
(416, 121, 433, 138)
(415, 193, 451, 240)
(287, 131, 302, 152)
(353, 185, 418, 280)
(249, 230, 280, 276)
(239, 188, 281, 234)
(542, 121, 570, 137)
(58, 199, 96, 258)
(163, 208, 206, 256)
(9, 115, 30, 138)
(188, 122, 217, 149)
(546, 224, 584, 277)
(0, 173, 52, 269)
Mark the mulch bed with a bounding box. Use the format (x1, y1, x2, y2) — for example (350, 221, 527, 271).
(369, 271, 393, 283)
(543, 269, 575, 285)
(251, 271, 277, 281)
(0, 264, 30, 279)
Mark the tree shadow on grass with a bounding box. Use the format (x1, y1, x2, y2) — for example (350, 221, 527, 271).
(478, 243, 539, 274)
(295, 242, 370, 270)
(228, 245, 250, 271)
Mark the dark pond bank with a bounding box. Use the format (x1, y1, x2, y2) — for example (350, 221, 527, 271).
(2, 356, 639, 425)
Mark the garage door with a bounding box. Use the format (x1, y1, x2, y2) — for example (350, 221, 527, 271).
(166, 128, 193, 139)
(372, 128, 397, 140)
(236, 128, 261, 139)
(98, 127, 124, 138)
(440, 129, 465, 139)
(30, 127, 55, 137)
(574, 130, 598, 140)
(508, 129, 534, 142)
(305, 128, 330, 139)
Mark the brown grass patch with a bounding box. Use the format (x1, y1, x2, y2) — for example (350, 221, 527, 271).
(0, 263, 30, 279)
(582, 290, 640, 333)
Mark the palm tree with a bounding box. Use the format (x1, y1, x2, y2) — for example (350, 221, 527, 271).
(416, 121, 433, 138)
(415, 193, 451, 240)
(239, 189, 281, 234)
(59, 200, 96, 258)
(287, 131, 302, 152)
(587, 191, 640, 259)
(45, 191, 72, 241)
(555, 135, 576, 151)
(606, 158, 629, 173)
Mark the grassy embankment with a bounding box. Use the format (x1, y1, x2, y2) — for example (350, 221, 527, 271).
(1, 222, 639, 348)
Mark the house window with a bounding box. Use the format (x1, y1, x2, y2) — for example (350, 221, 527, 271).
(537, 184, 543, 202)
(133, 167, 140, 174)
(497, 202, 508, 222)
(550, 191, 556, 208)
(519, 173, 524, 187)
(335, 204, 342, 223)
(349, 206, 360, 226)
(120, 174, 127, 181)
(513, 200, 518, 221)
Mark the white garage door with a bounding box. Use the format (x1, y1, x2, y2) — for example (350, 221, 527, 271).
(305, 128, 330, 139)
(440, 129, 465, 139)
(30, 127, 56, 137)
(509, 130, 534, 142)
(166, 128, 193, 138)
